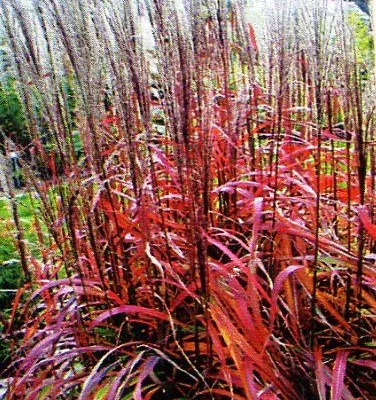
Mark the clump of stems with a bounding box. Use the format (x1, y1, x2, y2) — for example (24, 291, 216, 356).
(0, 0, 375, 399)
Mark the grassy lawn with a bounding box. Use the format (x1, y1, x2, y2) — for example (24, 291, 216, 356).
(0, 193, 42, 309)
(0, 192, 46, 371)
(0, 192, 41, 258)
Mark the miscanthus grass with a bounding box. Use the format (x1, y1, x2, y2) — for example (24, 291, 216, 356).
(0, 0, 375, 399)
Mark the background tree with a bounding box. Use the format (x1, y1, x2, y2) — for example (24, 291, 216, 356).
(353, 0, 370, 15)
(0, 42, 28, 151)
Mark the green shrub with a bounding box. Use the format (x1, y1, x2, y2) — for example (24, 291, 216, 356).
(0, 70, 28, 148)
(348, 10, 374, 67)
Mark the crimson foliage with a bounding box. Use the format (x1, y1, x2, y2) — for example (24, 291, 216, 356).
(1, 1, 375, 399)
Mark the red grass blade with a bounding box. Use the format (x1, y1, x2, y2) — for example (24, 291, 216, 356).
(269, 265, 305, 331)
(358, 206, 376, 240)
(314, 345, 327, 400)
(90, 305, 172, 327)
(134, 356, 159, 400)
(331, 350, 350, 400)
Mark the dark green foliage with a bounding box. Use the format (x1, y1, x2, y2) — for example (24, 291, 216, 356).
(0, 40, 28, 148)
(0, 76, 28, 148)
(0, 260, 23, 310)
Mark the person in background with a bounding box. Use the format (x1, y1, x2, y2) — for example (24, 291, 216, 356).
(9, 149, 23, 189)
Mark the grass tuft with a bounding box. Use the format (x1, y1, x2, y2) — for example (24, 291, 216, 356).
(0, 0, 375, 398)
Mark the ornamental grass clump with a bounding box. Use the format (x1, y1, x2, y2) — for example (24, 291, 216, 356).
(0, 0, 375, 398)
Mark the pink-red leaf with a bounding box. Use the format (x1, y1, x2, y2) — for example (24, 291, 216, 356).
(134, 356, 159, 400)
(269, 265, 305, 330)
(331, 350, 350, 400)
(90, 305, 170, 327)
(314, 346, 327, 400)
(358, 206, 376, 240)
(349, 359, 376, 369)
